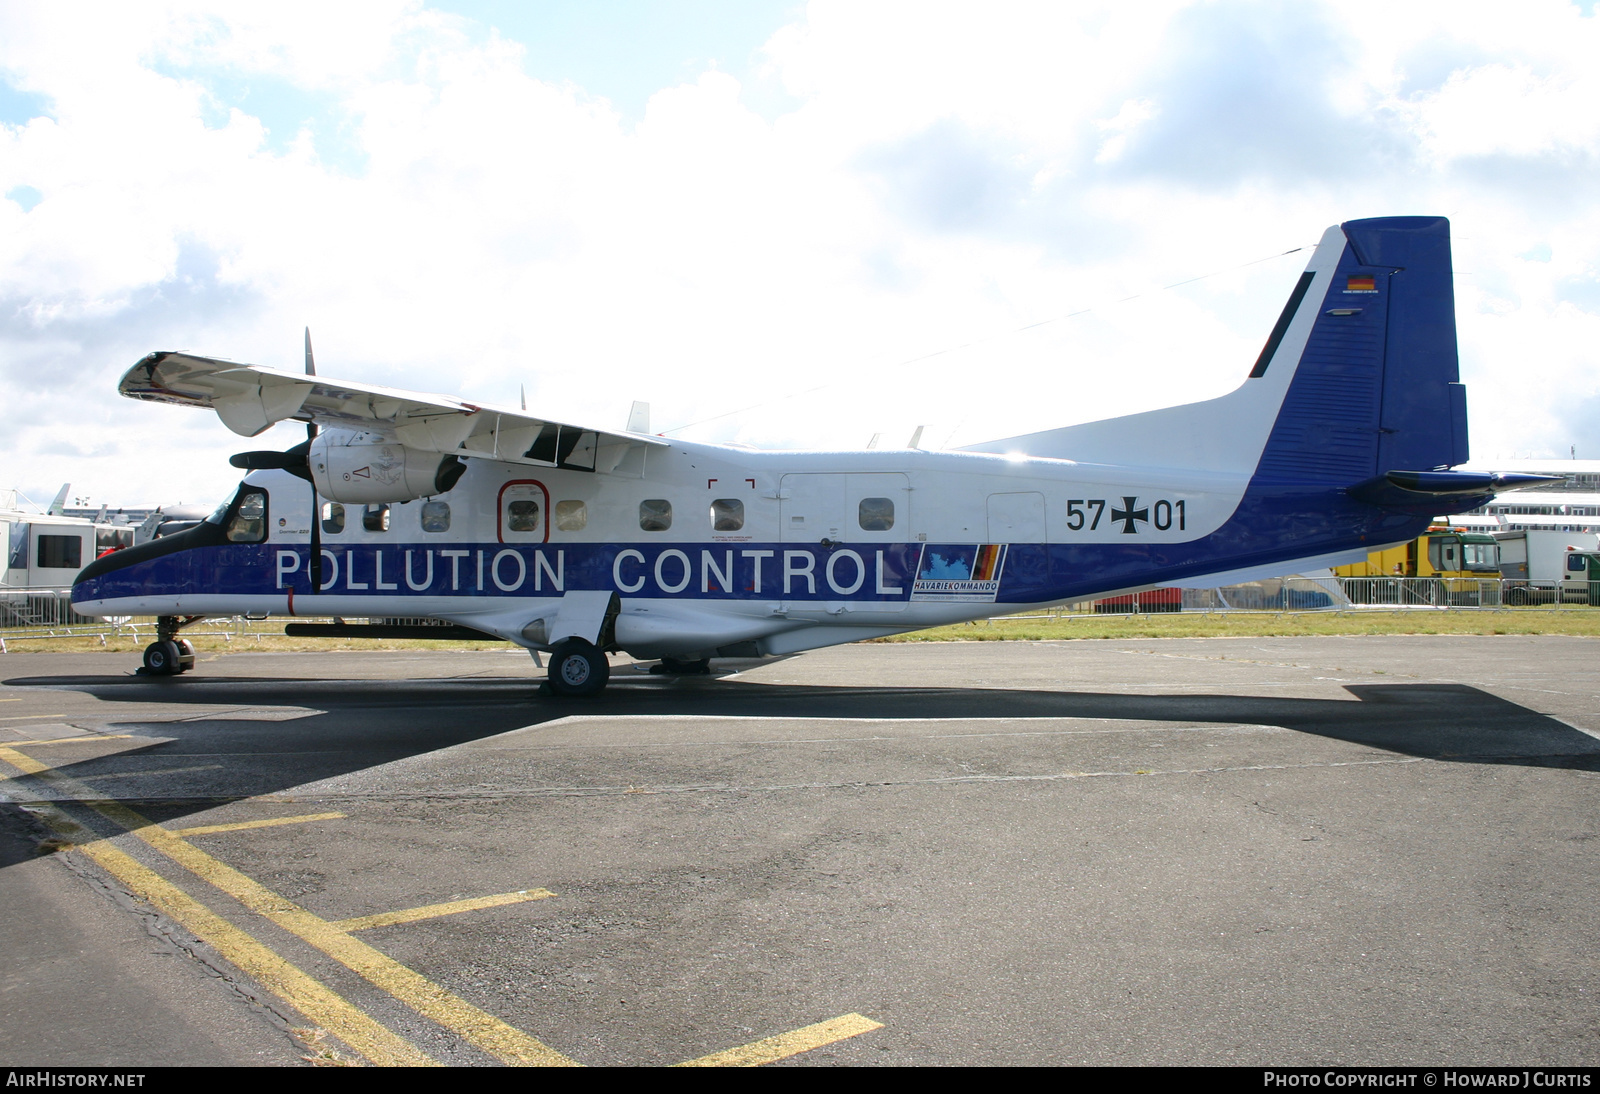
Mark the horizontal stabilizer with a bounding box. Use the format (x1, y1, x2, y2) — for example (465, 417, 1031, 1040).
(1347, 470, 1562, 509)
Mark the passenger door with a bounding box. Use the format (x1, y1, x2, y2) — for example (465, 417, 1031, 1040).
(779, 472, 910, 611)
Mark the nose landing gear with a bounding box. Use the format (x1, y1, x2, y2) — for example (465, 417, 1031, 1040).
(139, 616, 201, 676)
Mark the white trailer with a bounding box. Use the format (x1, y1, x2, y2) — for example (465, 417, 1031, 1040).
(2, 510, 133, 625)
(1492, 530, 1600, 604)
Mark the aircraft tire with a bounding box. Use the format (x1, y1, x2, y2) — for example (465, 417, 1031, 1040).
(142, 640, 182, 676)
(547, 640, 609, 697)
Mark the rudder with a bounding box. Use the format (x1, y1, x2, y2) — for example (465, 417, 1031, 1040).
(1253, 215, 1465, 485)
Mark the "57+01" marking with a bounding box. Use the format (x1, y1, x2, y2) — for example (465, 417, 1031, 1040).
(1066, 497, 1186, 535)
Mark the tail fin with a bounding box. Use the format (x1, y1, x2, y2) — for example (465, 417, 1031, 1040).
(963, 216, 1468, 484)
(1258, 215, 1466, 483)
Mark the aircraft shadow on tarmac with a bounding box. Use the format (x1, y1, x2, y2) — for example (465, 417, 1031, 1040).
(2, 668, 1598, 831)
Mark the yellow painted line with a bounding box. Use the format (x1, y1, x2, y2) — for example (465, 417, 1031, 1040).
(0, 755, 436, 1067)
(77, 840, 438, 1067)
(333, 889, 555, 933)
(0, 744, 578, 1068)
(0, 713, 66, 721)
(5, 734, 135, 745)
(0, 744, 51, 776)
(172, 812, 348, 837)
(136, 824, 578, 1066)
(675, 1013, 885, 1067)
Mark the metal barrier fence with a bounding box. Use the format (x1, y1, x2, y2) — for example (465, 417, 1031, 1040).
(1, 586, 100, 628)
(1068, 576, 1599, 615)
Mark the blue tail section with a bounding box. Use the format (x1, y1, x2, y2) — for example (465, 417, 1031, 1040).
(1253, 216, 1466, 489)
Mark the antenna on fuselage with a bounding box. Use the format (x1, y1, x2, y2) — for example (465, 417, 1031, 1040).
(906, 426, 925, 450)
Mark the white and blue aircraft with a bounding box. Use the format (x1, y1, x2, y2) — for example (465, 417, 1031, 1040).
(72, 216, 1550, 694)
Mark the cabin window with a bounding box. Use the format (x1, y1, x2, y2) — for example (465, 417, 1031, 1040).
(321, 502, 345, 534)
(226, 490, 268, 543)
(711, 498, 744, 531)
(858, 497, 895, 532)
(1569, 553, 1588, 573)
(420, 501, 451, 533)
(508, 500, 541, 532)
(639, 499, 672, 532)
(363, 504, 390, 533)
(36, 534, 82, 569)
(555, 500, 587, 531)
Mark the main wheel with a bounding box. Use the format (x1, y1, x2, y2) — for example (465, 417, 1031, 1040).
(174, 638, 197, 674)
(547, 640, 610, 697)
(142, 640, 182, 676)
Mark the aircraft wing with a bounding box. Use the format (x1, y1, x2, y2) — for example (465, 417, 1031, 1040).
(118, 351, 667, 473)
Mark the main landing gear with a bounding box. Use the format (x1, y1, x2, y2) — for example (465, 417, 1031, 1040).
(649, 657, 711, 676)
(545, 639, 610, 697)
(140, 616, 200, 677)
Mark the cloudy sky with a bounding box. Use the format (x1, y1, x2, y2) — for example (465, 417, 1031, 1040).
(3, 0, 1598, 510)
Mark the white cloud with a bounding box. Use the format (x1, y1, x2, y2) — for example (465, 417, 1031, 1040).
(2, 0, 1599, 508)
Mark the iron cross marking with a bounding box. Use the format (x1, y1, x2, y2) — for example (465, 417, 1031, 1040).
(1111, 496, 1148, 534)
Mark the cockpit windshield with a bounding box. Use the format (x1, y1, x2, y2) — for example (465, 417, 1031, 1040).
(204, 487, 240, 526)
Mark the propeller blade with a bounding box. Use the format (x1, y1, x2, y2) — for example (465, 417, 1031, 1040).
(304, 327, 316, 376)
(229, 439, 312, 481)
(229, 450, 303, 470)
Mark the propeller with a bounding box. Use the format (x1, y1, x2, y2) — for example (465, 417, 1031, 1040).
(304, 328, 323, 595)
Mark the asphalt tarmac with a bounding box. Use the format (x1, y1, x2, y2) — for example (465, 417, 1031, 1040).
(1, 635, 1597, 1066)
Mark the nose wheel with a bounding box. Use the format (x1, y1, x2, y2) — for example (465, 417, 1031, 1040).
(140, 616, 201, 676)
(141, 638, 195, 676)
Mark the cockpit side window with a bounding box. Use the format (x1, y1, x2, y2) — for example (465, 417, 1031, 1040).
(226, 489, 269, 543)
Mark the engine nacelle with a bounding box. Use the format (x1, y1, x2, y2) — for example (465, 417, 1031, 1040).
(309, 437, 466, 504)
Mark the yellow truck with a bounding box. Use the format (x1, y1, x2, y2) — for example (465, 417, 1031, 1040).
(1334, 527, 1501, 604)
